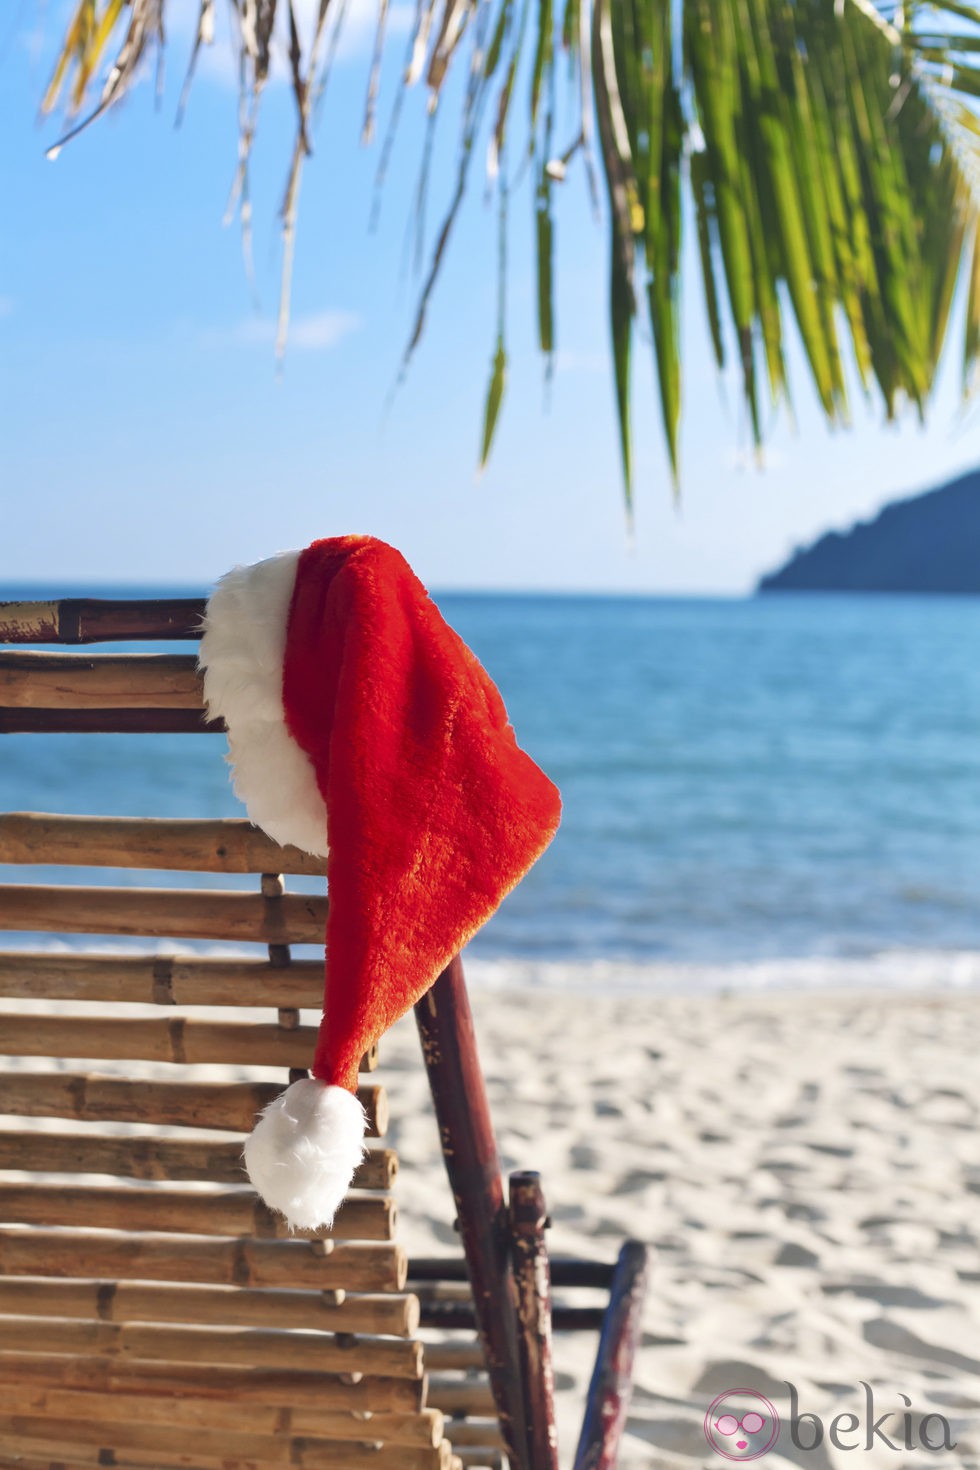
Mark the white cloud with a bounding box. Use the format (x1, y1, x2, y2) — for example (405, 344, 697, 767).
(200, 308, 360, 352)
(289, 309, 361, 349)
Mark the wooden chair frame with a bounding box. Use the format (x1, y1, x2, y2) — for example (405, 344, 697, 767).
(0, 595, 650, 1470)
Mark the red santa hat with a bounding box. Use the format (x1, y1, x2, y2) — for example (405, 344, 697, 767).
(198, 535, 561, 1230)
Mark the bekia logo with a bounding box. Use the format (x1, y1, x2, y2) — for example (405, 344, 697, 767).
(704, 1383, 957, 1459)
(704, 1390, 780, 1461)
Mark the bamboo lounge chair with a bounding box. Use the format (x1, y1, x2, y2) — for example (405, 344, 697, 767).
(0, 595, 649, 1470)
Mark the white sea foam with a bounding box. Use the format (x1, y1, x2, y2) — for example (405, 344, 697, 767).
(462, 949, 980, 995)
(9, 934, 980, 997)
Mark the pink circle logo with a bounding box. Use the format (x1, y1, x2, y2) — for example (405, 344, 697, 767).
(704, 1389, 780, 1460)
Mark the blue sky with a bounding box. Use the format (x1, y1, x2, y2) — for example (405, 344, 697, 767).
(2, 3, 980, 594)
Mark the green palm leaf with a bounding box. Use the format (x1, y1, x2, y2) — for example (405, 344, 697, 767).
(37, 0, 980, 510)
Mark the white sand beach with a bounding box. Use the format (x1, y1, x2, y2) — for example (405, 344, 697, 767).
(4, 981, 980, 1468)
(383, 985, 980, 1468)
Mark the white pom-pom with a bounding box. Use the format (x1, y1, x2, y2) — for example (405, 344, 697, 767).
(244, 1078, 366, 1231)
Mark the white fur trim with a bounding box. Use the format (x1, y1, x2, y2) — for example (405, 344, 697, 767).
(244, 1078, 367, 1231)
(198, 550, 329, 857)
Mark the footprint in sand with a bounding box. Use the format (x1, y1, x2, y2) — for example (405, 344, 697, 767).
(821, 1281, 947, 1310)
(616, 1168, 667, 1193)
(863, 1317, 980, 1375)
(774, 1240, 821, 1268)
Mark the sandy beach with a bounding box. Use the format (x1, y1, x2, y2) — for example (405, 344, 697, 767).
(381, 985, 980, 1468)
(4, 981, 980, 1468)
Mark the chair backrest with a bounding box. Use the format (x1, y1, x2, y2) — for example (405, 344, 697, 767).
(0, 598, 465, 1470)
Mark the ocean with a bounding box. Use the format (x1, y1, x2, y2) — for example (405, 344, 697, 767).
(4, 586, 980, 995)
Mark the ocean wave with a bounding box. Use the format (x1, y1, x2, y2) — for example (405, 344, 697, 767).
(9, 934, 980, 993)
(463, 949, 980, 995)
(7, 935, 980, 996)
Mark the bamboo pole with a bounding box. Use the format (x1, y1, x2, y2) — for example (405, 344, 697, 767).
(0, 651, 203, 708)
(0, 1356, 423, 1413)
(418, 1299, 603, 1331)
(0, 952, 326, 1007)
(420, 1302, 603, 1332)
(0, 1384, 442, 1446)
(0, 1182, 395, 1240)
(0, 884, 328, 944)
(0, 1419, 451, 1470)
(0, 1446, 457, 1470)
(0, 1013, 325, 1067)
(571, 1241, 650, 1470)
(425, 1381, 495, 1416)
(0, 1229, 408, 1291)
(0, 1013, 363, 1069)
(0, 1071, 387, 1135)
(0, 1131, 397, 1189)
(411, 1281, 472, 1302)
(409, 1258, 616, 1290)
(0, 708, 222, 732)
(433, 1423, 503, 1448)
(0, 813, 323, 875)
(0, 1316, 424, 1377)
(419, 1342, 487, 1371)
(508, 1172, 559, 1470)
(415, 958, 529, 1470)
(0, 1278, 418, 1336)
(0, 597, 206, 644)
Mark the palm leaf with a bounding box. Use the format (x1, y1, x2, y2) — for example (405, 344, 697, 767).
(35, 0, 980, 510)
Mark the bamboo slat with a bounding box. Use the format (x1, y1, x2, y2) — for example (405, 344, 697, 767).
(0, 1072, 387, 1135)
(418, 1300, 605, 1332)
(0, 1228, 407, 1291)
(0, 1418, 450, 1470)
(0, 952, 326, 1007)
(0, 1182, 395, 1240)
(0, 1316, 424, 1377)
(0, 597, 205, 644)
(433, 1423, 504, 1449)
(0, 1354, 424, 1412)
(0, 1014, 329, 1068)
(422, 1343, 488, 1371)
(426, 1381, 495, 1415)
(0, 1444, 456, 1470)
(0, 1131, 397, 1189)
(0, 652, 202, 709)
(0, 813, 324, 875)
(1, 1385, 442, 1446)
(0, 707, 222, 733)
(0, 884, 327, 943)
(0, 1278, 418, 1336)
(411, 1281, 472, 1302)
(0, 1455, 450, 1470)
(409, 1257, 616, 1290)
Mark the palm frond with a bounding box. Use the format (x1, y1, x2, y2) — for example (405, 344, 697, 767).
(37, 0, 980, 509)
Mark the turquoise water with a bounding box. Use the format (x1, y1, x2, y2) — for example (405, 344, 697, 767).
(4, 587, 980, 991)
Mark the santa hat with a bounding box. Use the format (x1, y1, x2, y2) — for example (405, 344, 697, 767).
(198, 536, 561, 1230)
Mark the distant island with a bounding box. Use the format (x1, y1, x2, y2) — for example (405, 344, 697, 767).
(758, 469, 980, 594)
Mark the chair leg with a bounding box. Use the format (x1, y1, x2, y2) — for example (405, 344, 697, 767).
(572, 1241, 650, 1470)
(508, 1171, 561, 1470)
(415, 956, 530, 1470)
